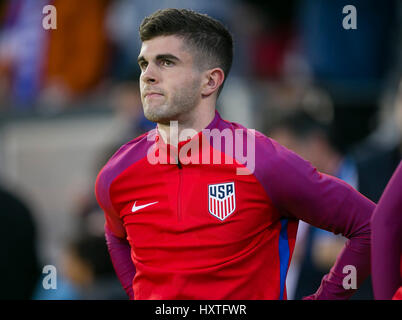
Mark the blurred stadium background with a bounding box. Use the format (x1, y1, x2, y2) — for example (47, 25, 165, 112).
(0, 0, 401, 299)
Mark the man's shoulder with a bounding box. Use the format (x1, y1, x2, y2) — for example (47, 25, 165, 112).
(96, 129, 156, 184)
(219, 117, 295, 172)
(219, 117, 291, 158)
(108, 130, 155, 164)
(219, 118, 274, 144)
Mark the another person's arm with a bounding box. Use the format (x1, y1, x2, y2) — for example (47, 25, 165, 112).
(371, 161, 402, 300)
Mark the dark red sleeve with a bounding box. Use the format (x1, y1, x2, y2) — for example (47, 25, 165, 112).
(105, 226, 136, 299)
(371, 161, 402, 300)
(259, 138, 375, 299)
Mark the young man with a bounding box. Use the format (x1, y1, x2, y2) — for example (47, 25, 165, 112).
(371, 161, 402, 300)
(95, 9, 374, 300)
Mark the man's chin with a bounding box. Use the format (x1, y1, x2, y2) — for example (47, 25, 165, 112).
(144, 111, 177, 125)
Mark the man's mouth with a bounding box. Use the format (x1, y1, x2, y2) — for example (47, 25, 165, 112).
(145, 93, 163, 99)
(144, 90, 164, 99)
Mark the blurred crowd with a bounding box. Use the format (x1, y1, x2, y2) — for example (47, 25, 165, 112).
(0, 0, 401, 299)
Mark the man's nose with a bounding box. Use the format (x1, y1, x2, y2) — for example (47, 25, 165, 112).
(141, 64, 159, 84)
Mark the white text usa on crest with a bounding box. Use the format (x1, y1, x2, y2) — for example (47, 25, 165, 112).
(208, 182, 236, 221)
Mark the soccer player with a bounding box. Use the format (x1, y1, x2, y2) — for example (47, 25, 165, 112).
(371, 161, 402, 300)
(95, 8, 374, 300)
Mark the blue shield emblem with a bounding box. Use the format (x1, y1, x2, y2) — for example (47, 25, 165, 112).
(208, 182, 236, 221)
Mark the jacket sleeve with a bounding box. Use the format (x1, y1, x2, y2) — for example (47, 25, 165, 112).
(371, 161, 402, 300)
(105, 226, 136, 299)
(95, 167, 135, 299)
(263, 139, 375, 299)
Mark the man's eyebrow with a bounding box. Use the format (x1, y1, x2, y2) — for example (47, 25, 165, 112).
(137, 54, 181, 64)
(155, 54, 181, 62)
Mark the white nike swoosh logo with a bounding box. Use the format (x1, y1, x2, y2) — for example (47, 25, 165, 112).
(131, 201, 158, 213)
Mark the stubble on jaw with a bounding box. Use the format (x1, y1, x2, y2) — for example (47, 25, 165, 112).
(143, 75, 202, 125)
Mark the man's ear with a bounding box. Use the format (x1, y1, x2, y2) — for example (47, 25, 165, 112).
(201, 68, 225, 97)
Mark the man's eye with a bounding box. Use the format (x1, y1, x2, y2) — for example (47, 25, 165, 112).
(162, 60, 173, 67)
(140, 62, 148, 70)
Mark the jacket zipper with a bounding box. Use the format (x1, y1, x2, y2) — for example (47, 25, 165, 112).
(177, 160, 183, 221)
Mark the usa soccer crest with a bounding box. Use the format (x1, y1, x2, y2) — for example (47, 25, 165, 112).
(208, 182, 236, 221)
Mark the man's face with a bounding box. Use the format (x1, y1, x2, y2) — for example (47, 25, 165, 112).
(138, 35, 203, 124)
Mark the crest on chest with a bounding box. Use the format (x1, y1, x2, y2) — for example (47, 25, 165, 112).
(208, 182, 236, 221)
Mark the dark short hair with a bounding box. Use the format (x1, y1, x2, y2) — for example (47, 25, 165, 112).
(139, 8, 233, 95)
(271, 111, 343, 154)
(273, 112, 328, 139)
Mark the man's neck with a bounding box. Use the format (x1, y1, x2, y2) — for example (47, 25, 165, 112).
(157, 107, 215, 146)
